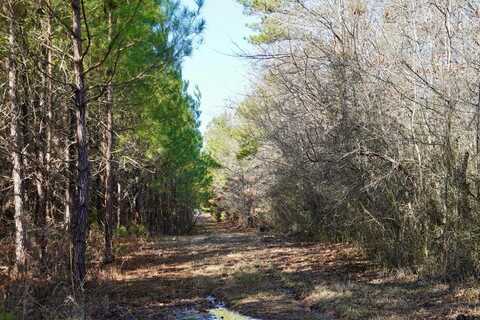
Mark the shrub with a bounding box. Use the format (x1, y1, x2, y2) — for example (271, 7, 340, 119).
(128, 224, 147, 237)
(114, 226, 129, 238)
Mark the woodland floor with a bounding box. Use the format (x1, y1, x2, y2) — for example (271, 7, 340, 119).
(86, 214, 480, 319)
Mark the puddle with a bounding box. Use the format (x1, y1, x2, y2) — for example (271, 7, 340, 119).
(175, 296, 258, 320)
(176, 308, 255, 320)
(209, 308, 256, 319)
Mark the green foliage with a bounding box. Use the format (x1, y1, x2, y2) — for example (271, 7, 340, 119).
(114, 226, 129, 238)
(0, 310, 15, 320)
(204, 114, 241, 187)
(114, 224, 147, 237)
(128, 224, 147, 237)
(205, 115, 238, 160)
(249, 19, 287, 44)
(239, 0, 283, 13)
(98, 0, 212, 234)
(238, 0, 287, 44)
(236, 132, 259, 160)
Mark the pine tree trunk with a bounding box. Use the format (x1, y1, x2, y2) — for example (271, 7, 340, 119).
(6, 2, 27, 274)
(476, 82, 480, 200)
(35, 7, 53, 271)
(117, 181, 122, 228)
(35, 173, 47, 269)
(103, 7, 115, 263)
(64, 103, 75, 227)
(45, 6, 53, 221)
(70, 0, 90, 287)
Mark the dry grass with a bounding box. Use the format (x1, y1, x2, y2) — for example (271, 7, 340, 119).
(87, 215, 480, 319)
(2, 215, 480, 319)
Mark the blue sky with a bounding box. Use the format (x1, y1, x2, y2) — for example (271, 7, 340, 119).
(182, 0, 255, 132)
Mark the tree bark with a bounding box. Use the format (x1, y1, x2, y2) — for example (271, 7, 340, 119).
(103, 6, 115, 263)
(35, 5, 53, 271)
(117, 181, 122, 228)
(35, 171, 47, 269)
(476, 82, 480, 201)
(70, 0, 90, 288)
(45, 4, 53, 221)
(6, 1, 27, 274)
(64, 106, 75, 227)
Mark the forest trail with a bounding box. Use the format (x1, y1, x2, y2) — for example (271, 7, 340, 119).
(94, 214, 478, 320)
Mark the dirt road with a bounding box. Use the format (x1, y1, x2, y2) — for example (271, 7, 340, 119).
(94, 214, 479, 319)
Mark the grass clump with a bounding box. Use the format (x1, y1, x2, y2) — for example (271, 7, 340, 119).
(0, 310, 14, 320)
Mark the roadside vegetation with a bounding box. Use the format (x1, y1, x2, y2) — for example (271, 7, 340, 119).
(206, 0, 480, 280)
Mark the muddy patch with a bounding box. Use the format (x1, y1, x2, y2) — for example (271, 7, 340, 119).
(175, 296, 258, 320)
